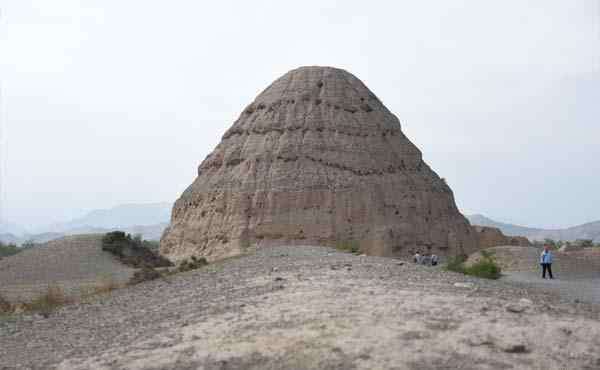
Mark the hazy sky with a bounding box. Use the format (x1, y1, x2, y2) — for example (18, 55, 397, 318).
(1, 0, 599, 229)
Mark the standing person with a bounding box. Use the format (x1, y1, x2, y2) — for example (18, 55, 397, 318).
(540, 245, 554, 279)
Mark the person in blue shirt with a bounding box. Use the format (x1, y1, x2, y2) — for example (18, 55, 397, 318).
(540, 245, 554, 279)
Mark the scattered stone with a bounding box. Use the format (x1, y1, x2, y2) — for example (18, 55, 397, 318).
(454, 282, 475, 289)
(560, 328, 572, 336)
(506, 298, 533, 313)
(503, 344, 529, 354)
(466, 336, 495, 347)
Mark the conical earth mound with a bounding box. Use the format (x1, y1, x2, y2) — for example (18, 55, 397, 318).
(161, 66, 477, 261)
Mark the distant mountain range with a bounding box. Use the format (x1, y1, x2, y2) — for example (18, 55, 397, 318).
(3, 205, 599, 246)
(47, 202, 172, 232)
(467, 214, 600, 243)
(0, 203, 172, 245)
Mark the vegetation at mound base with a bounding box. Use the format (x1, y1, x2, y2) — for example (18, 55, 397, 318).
(101, 231, 172, 268)
(533, 238, 600, 249)
(446, 250, 502, 280)
(334, 240, 361, 254)
(0, 285, 72, 317)
(0, 241, 38, 258)
(0, 242, 19, 257)
(177, 256, 208, 273)
(0, 232, 213, 317)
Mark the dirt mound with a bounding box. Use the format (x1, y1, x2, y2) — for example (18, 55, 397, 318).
(161, 66, 477, 262)
(466, 245, 540, 272)
(0, 234, 136, 302)
(471, 226, 531, 249)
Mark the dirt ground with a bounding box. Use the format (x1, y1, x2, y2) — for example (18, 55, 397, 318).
(470, 245, 600, 304)
(0, 235, 135, 302)
(1, 246, 599, 370)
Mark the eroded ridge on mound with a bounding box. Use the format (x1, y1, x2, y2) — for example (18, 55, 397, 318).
(160, 66, 477, 261)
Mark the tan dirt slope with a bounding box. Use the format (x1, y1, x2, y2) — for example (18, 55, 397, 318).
(0, 234, 135, 302)
(1, 246, 599, 369)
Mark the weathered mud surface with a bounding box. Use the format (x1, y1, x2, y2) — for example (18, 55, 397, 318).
(161, 66, 477, 262)
(1, 246, 599, 370)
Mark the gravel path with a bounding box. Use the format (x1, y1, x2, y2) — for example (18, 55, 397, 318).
(503, 272, 600, 304)
(1, 246, 600, 370)
(488, 246, 600, 304)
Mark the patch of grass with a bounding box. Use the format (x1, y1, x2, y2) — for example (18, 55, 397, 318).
(335, 240, 361, 254)
(91, 275, 121, 294)
(446, 255, 467, 273)
(445, 251, 502, 280)
(465, 258, 502, 279)
(24, 284, 71, 315)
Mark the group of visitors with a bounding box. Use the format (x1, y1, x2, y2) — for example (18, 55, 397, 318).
(413, 251, 438, 266)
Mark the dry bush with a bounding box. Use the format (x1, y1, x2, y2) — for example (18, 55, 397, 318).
(129, 266, 162, 285)
(177, 256, 208, 273)
(0, 293, 12, 313)
(91, 275, 121, 295)
(24, 284, 71, 315)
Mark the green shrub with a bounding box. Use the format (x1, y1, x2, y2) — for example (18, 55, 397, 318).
(465, 259, 501, 279)
(445, 251, 502, 280)
(102, 231, 172, 268)
(177, 256, 208, 273)
(335, 240, 361, 254)
(0, 242, 20, 257)
(445, 255, 467, 273)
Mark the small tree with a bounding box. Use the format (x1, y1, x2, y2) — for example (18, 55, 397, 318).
(21, 239, 37, 249)
(575, 239, 593, 248)
(0, 242, 20, 257)
(543, 239, 558, 249)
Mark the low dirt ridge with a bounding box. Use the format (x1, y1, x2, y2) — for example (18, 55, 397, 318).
(0, 235, 136, 302)
(1, 246, 599, 370)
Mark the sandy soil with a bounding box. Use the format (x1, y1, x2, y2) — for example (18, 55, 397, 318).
(1, 246, 599, 370)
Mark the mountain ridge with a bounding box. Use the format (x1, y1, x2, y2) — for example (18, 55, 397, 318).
(467, 214, 600, 242)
